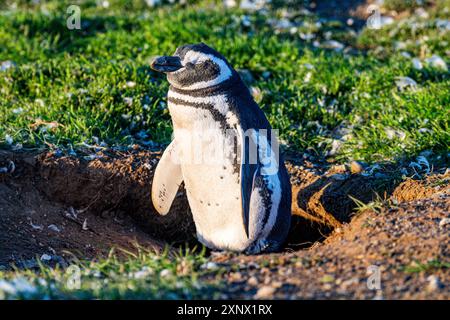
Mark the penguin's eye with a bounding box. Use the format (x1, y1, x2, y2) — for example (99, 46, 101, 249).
(185, 62, 194, 69)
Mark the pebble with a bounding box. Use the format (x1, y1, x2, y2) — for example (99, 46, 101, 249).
(229, 272, 243, 282)
(0, 60, 16, 72)
(254, 286, 276, 299)
(438, 218, 450, 228)
(350, 161, 364, 174)
(47, 224, 60, 233)
(159, 269, 172, 278)
(40, 254, 52, 261)
(330, 164, 347, 174)
(247, 276, 258, 286)
(201, 262, 218, 270)
(426, 275, 442, 292)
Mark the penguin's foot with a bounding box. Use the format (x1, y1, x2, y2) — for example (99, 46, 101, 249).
(244, 239, 282, 255)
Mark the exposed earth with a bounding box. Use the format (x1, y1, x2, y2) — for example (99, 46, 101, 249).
(0, 149, 448, 299)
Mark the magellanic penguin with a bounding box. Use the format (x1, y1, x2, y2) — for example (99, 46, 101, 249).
(150, 43, 291, 254)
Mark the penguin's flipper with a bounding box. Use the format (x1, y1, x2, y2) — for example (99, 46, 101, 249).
(243, 164, 260, 238)
(240, 135, 259, 239)
(151, 140, 183, 215)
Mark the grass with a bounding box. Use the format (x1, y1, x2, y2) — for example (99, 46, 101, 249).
(349, 193, 386, 215)
(0, 0, 448, 163)
(0, 0, 449, 299)
(0, 245, 225, 299)
(402, 259, 450, 274)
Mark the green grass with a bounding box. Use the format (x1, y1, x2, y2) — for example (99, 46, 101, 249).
(0, 0, 448, 163)
(402, 259, 450, 274)
(0, 246, 224, 299)
(0, 0, 449, 299)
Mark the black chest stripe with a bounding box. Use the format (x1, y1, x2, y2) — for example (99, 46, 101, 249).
(168, 96, 241, 175)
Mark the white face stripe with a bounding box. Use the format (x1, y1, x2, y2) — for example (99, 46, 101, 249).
(182, 51, 208, 65)
(170, 51, 233, 90)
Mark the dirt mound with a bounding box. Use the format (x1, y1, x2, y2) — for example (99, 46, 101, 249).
(392, 174, 449, 202)
(212, 192, 450, 299)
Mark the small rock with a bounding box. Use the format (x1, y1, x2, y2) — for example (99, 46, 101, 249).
(326, 139, 343, 157)
(350, 161, 364, 174)
(29, 221, 43, 230)
(247, 276, 258, 286)
(439, 218, 450, 228)
(254, 285, 276, 299)
(395, 76, 418, 91)
(123, 97, 133, 106)
(321, 40, 344, 51)
(200, 262, 218, 270)
(40, 254, 52, 262)
(160, 269, 172, 278)
(0, 60, 16, 72)
(426, 275, 442, 292)
(330, 164, 347, 174)
(425, 55, 448, 71)
(229, 272, 243, 282)
(247, 262, 260, 269)
(47, 224, 60, 233)
(323, 283, 333, 290)
(412, 58, 423, 70)
(82, 219, 88, 231)
(5, 134, 13, 145)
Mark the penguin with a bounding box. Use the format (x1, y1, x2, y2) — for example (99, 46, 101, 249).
(150, 43, 291, 254)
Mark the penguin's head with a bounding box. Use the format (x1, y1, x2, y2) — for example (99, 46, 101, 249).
(150, 43, 235, 90)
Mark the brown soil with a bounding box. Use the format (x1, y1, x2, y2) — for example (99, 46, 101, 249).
(0, 149, 448, 299)
(211, 190, 449, 299)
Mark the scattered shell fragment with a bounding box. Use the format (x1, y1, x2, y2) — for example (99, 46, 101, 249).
(40, 254, 52, 261)
(48, 224, 61, 233)
(439, 218, 450, 228)
(425, 55, 448, 71)
(30, 221, 44, 231)
(395, 76, 417, 90)
(412, 58, 423, 70)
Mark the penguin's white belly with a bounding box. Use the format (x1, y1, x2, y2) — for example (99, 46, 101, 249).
(182, 162, 249, 251)
(168, 99, 251, 251)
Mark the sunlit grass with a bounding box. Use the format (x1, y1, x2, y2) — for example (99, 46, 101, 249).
(0, 0, 448, 163)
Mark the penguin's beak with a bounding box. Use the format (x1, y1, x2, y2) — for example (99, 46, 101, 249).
(150, 56, 183, 73)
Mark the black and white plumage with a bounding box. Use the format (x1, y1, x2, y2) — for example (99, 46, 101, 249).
(150, 43, 291, 254)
